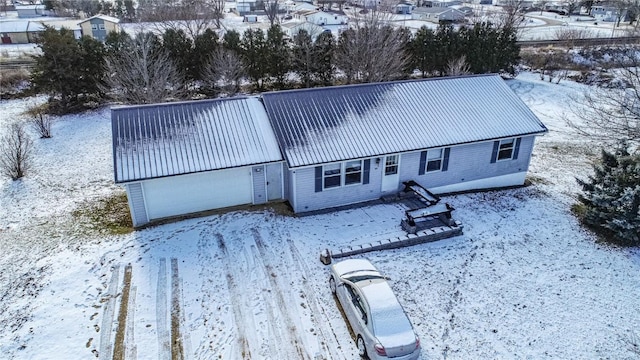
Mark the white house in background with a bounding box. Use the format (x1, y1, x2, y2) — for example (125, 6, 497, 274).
(281, 22, 325, 39)
(297, 9, 348, 25)
(591, 5, 629, 22)
(113, 75, 548, 227)
(430, 0, 462, 7)
(15, 4, 47, 18)
(413, 7, 465, 23)
(290, 1, 318, 11)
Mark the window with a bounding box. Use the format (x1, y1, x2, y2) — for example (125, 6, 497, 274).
(426, 148, 444, 172)
(419, 148, 450, 176)
(98, 24, 106, 30)
(321, 160, 364, 190)
(498, 138, 515, 161)
(345, 160, 362, 185)
(91, 24, 98, 30)
(385, 155, 398, 176)
(323, 163, 341, 189)
(491, 138, 521, 163)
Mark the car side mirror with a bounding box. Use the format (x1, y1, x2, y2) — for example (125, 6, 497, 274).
(362, 314, 368, 324)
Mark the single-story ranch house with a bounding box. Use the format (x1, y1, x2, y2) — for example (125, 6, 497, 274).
(112, 75, 548, 227)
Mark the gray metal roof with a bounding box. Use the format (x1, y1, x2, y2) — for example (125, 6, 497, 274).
(112, 97, 283, 183)
(261, 74, 548, 168)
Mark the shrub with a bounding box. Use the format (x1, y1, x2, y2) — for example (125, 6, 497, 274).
(0, 122, 34, 180)
(576, 146, 640, 246)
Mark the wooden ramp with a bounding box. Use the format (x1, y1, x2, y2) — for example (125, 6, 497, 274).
(320, 181, 464, 265)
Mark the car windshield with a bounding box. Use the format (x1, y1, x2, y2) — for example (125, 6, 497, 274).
(344, 272, 386, 283)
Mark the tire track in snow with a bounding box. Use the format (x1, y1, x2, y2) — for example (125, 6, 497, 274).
(251, 228, 311, 360)
(171, 258, 185, 360)
(99, 265, 120, 360)
(157, 258, 171, 360)
(194, 224, 231, 358)
(282, 233, 346, 360)
(215, 233, 253, 360)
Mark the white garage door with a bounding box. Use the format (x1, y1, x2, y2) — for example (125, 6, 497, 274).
(143, 167, 253, 220)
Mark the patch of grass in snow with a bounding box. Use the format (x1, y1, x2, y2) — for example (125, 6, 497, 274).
(72, 192, 133, 235)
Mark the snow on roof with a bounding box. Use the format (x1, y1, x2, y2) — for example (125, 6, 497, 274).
(80, 14, 121, 24)
(262, 74, 548, 168)
(0, 20, 30, 33)
(112, 97, 283, 183)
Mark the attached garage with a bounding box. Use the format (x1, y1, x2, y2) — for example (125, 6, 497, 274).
(112, 97, 284, 227)
(142, 167, 253, 220)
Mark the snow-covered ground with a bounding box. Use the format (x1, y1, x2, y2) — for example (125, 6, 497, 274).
(0, 72, 639, 360)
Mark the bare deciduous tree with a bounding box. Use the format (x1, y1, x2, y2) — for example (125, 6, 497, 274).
(335, 10, 409, 84)
(26, 104, 53, 139)
(446, 55, 471, 76)
(140, 0, 224, 38)
(202, 49, 246, 96)
(0, 123, 33, 181)
(554, 27, 594, 49)
(265, 0, 280, 27)
(569, 49, 640, 146)
(104, 33, 185, 104)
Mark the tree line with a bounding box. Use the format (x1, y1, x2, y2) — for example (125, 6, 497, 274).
(30, 21, 520, 113)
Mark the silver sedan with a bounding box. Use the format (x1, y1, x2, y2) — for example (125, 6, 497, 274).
(329, 258, 421, 360)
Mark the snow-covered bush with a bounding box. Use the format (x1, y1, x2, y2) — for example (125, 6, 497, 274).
(575, 146, 640, 246)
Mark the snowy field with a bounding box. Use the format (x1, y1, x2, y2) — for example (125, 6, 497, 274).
(1, 72, 639, 360)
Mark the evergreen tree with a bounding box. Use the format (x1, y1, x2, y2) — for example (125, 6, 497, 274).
(410, 26, 438, 77)
(192, 29, 219, 81)
(433, 24, 463, 75)
(576, 146, 640, 246)
(265, 25, 290, 89)
(240, 28, 268, 90)
(105, 30, 132, 57)
(163, 29, 194, 82)
(222, 30, 242, 54)
(77, 36, 107, 99)
(292, 29, 314, 88)
(31, 26, 105, 113)
(312, 31, 334, 86)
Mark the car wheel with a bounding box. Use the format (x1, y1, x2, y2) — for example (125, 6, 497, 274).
(329, 276, 337, 294)
(357, 335, 367, 358)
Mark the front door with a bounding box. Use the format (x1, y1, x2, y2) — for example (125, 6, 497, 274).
(266, 163, 283, 201)
(381, 154, 400, 192)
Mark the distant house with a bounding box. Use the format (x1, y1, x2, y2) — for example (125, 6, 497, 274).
(394, 3, 413, 14)
(113, 75, 548, 227)
(41, 19, 83, 39)
(0, 19, 82, 44)
(413, 7, 465, 23)
(78, 15, 120, 42)
(281, 22, 325, 39)
(300, 10, 348, 25)
(591, 5, 629, 22)
(451, 5, 474, 16)
(0, 21, 43, 44)
(234, 0, 259, 15)
(430, 0, 462, 7)
(15, 4, 46, 18)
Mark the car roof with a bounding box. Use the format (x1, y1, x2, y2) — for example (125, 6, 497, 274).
(357, 281, 414, 337)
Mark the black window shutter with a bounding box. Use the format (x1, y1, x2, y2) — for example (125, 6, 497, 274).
(363, 159, 370, 184)
(315, 166, 323, 192)
(442, 148, 451, 171)
(490, 141, 499, 163)
(512, 137, 522, 160)
(419, 151, 427, 175)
